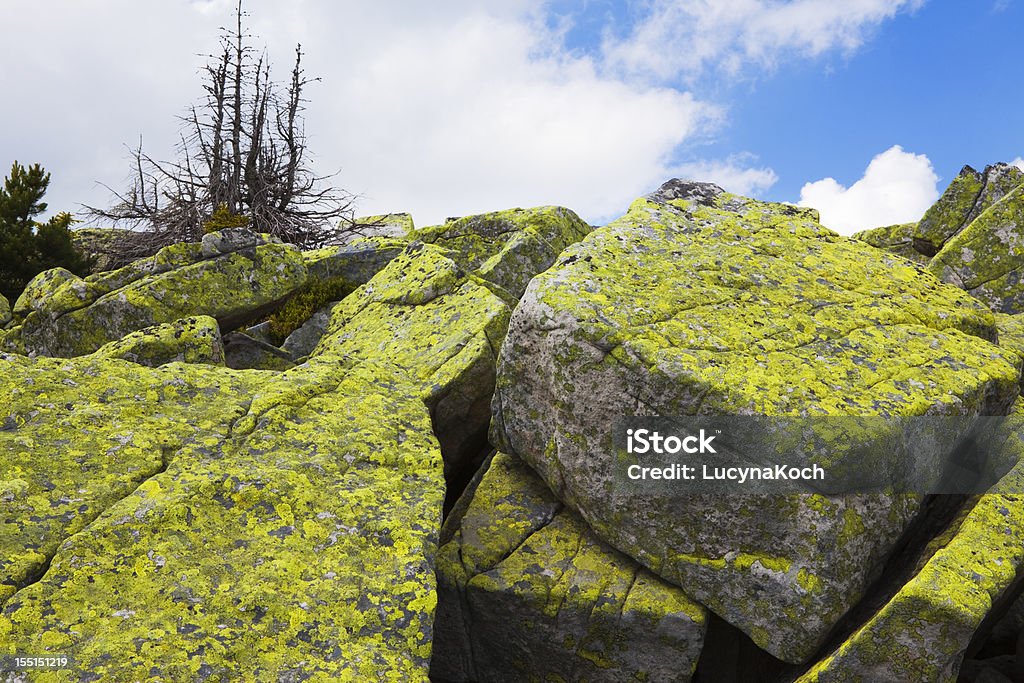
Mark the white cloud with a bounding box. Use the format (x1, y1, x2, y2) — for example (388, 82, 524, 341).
(797, 145, 939, 235)
(671, 155, 779, 196)
(1012, 157, 1024, 171)
(602, 0, 926, 82)
(0, 1, 916, 229)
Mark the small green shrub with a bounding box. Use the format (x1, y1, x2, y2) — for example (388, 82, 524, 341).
(267, 276, 352, 344)
(202, 204, 250, 234)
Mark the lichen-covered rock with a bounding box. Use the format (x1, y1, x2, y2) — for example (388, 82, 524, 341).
(414, 206, 593, 298)
(18, 240, 308, 357)
(914, 163, 1024, 256)
(302, 237, 406, 287)
(12, 267, 83, 317)
(929, 182, 1024, 314)
(223, 331, 296, 371)
(0, 352, 261, 605)
(312, 242, 512, 494)
(854, 222, 929, 264)
(200, 227, 279, 258)
(0, 360, 443, 681)
(90, 315, 225, 367)
(492, 179, 1021, 662)
(0, 293, 9, 326)
(797, 410, 1024, 683)
(432, 452, 707, 682)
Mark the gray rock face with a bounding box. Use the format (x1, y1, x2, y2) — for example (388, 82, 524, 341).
(199, 227, 279, 258)
(302, 238, 406, 286)
(281, 300, 340, 359)
(491, 182, 1020, 662)
(12, 267, 83, 317)
(222, 331, 296, 371)
(432, 452, 707, 683)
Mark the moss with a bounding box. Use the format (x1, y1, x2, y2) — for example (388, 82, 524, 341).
(914, 166, 985, 254)
(202, 204, 251, 234)
(266, 276, 352, 345)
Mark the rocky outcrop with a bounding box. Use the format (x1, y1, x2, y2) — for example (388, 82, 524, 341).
(432, 452, 707, 682)
(491, 179, 1020, 662)
(913, 164, 1024, 257)
(0, 292, 9, 326)
(11, 231, 307, 357)
(222, 331, 297, 370)
(0, 206, 592, 680)
(928, 182, 1024, 314)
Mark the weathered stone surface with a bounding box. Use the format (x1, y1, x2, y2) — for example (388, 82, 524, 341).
(18, 237, 307, 358)
(414, 206, 593, 298)
(281, 300, 340, 359)
(914, 163, 1024, 256)
(90, 315, 225, 367)
(492, 179, 1021, 662)
(854, 222, 929, 265)
(0, 292, 9, 326)
(432, 452, 707, 682)
(929, 182, 1024, 314)
(797, 409, 1024, 682)
(70, 226, 143, 273)
(0, 353, 260, 605)
(222, 331, 296, 371)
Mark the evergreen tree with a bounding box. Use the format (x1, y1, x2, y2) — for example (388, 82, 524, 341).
(0, 161, 91, 303)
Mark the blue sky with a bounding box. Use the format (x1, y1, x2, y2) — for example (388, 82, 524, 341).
(1, 0, 1022, 234)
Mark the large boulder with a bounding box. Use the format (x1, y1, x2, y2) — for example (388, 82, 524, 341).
(914, 163, 1024, 257)
(928, 182, 1024, 314)
(17, 231, 308, 357)
(491, 179, 1021, 662)
(432, 452, 707, 682)
(0, 293, 9, 326)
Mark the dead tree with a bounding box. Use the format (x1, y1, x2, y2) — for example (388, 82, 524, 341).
(88, 0, 356, 258)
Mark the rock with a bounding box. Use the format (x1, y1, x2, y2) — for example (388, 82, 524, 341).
(12, 267, 83, 317)
(302, 237, 406, 288)
(222, 331, 296, 371)
(432, 452, 706, 682)
(199, 227, 279, 258)
(853, 222, 929, 265)
(797, 411, 1024, 682)
(414, 206, 593, 298)
(281, 300, 340, 359)
(0, 293, 9, 326)
(928, 182, 1024, 313)
(491, 178, 1021, 662)
(0, 352, 261, 605)
(70, 227, 147, 273)
(244, 320, 275, 345)
(90, 316, 225, 367)
(17, 235, 308, 358)
(914, 163, 1024, 257)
